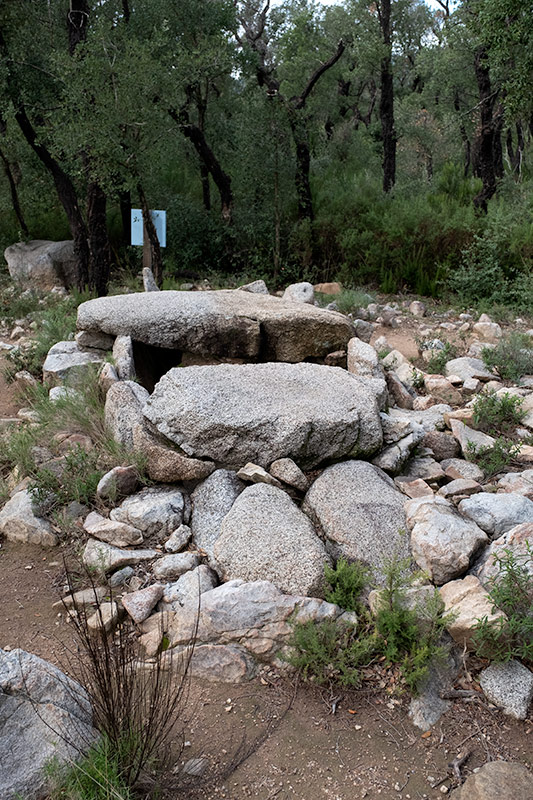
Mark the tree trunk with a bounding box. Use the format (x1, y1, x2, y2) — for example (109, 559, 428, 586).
(14, 107, 90, 287)
(379, 0, 396, 193)
(67, 0, 90, 55)
(200, 163, 211, 211)
(137, 183, 163, 286)
(0, 144, 28, 235)
(119, 189, 132, 245)
(473, 47, 498, 212)
(87, 181, 112, 295)
(454, 90, 471, 177)
(289, 114, 314, 222)
(506, 121, 524, 177)
(493, 103, 504, 180)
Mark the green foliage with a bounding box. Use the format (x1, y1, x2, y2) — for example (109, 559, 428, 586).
(474, 545, 533, 664)
(411, 368, 425, 391)
(46, 736, 134, 800)
(472, 391, 525, 436)
(288, 552, 452, 695)
(324, 558, 371, 613)
(466, 437, 521, 477)
(426, 341, 456, 375)
(29, 445, 102, 513)
(482, 333, 533, 382)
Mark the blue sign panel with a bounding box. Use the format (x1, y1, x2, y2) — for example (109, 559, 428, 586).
(131, 209, 166, 247)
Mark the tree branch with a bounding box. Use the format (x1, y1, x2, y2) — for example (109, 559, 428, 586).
(292, 40, 345, 110)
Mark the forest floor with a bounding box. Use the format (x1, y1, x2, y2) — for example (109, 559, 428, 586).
(1, 303, 533, 800)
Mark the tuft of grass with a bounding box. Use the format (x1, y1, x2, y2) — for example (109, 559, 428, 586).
(426, 340, 456, 375)
(471, 391, 525, 437)
(482, 332, 533, 382)
(46, 736, 134, 800)
(316, 288, 375, 315)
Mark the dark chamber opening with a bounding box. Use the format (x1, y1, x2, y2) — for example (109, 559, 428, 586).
(132, 340, 183, 393)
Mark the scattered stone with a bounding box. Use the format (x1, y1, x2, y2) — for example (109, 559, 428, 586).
(459, 492, 533, 537)
(238, 279, 269, 294)
(477, 523, 533, 595)
(143, 363, 383, 470)
(386, 371, 414, 409)
(164, 524, 192, 553)
(191, 470, 244, 563)
(75, 330, 114, 350)
(372, 427, 424, 474)
(441, 458, 484, 482)
(449, 761, 533, 800)
(236, 462, 282, 488)
(104, 380, 149, 450)
(48, 385, 81, 403)
(108, 566, 134, 587)
(314, 281, 342, 295)
(14, 369, 38, 391)
(0, 490, 57, 547)
(282, 281, 315, 304)
(142, 267, 160, 292)
(55, 586, 108, 609)
(352, 319, 374, 343)
(215, 484, 330, 597)
(423, 375, 462, 405)
(269, 458, 308, 491)
(473, 321, 502, 343)
(0, 648, 96, 799)
(43, 340, 106, 386)
(439, 575, 505, 650)
(122, 585, 164, 624)
(96, 465, 139, 501)
(83, 539, 158, 573)
(382, 349, 409, 370)
(112, 335, 136, 380)
(132, 422, 215, 483)
(324, 349, 346, 367)
(463, 377, 481, 394)
(479, 660, 533, 720)
(152, 552, 201, 581)
(404, 457, 445, 482)
(98, 361, 119, 393)
(347, 338, 384, 380)
(395, 477, 434, 498)
(438, 479, 481, 499)
(86, 601, 120, 634)
(406, 496, 488, 584)
(83, 511, 144, 547)
(408, 649, 460, 731)
(409, 300, 426, 317)
(163, 564, 218, 609)
(4, 239, 79, 290)
(449, 418, 495, 456)
(422, 431, 460, 461)
(110, 485, 187, 536)
(303, 460, 408, 582)
(444, 357, 494, 382)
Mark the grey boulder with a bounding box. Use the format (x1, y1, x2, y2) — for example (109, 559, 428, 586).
(110, 485, 187, 536)
(0, 648, 96, 800)
(0, 490, 57, 547)
(4, 239, 78, 290)
(458, 493, 533, 537)
(43, 341, 106, 386)
(214, 484, 330, 597)
(143, 363, 383, 470)
(302, 460, 408, 582)
(104, 380, 149, 451)
(190, 469, 244, 563)
(479, 660, 533, 720)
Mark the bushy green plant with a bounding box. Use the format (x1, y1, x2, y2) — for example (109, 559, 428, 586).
(465, 437, 521, 477)
(482, 333, 533, 382)
(29, 445, 103, 513)
(473, 545, 533, 664)
(324, 558, 371, 613)
(426, 341, 456, 375)
(472, 391, 525, 436)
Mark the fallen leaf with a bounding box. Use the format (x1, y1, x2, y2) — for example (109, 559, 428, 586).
(421, 731, 432, 739)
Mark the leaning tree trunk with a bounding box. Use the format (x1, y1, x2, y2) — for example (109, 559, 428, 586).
(473, 47, 498, 213)
(0, 144, 28, 235)
(379, 0, 396, 193)
(137, 183, 163, 286)
(288, 113, 314, 222)
(87, 181, 112, 296)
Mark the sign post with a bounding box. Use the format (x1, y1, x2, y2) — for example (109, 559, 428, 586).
(131, 209, 167, 257)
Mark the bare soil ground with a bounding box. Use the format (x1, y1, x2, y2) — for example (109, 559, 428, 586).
(1, 321, 533, 799)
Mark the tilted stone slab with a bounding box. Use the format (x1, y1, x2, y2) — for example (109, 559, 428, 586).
(143, 362, 383, 470)
(76, 289, 355, 362)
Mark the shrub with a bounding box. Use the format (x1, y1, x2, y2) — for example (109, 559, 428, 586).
(324, 558, 371, 613)
(473, 545, 533, 664)
(29, 445, 103, 513)
(471, 391, 525, 436)
(482, 333, 533, 382)
(466, 437, 521, 477)
(426, 341, 456, 375)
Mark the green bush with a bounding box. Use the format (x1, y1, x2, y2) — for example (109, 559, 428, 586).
(426, 341, 456, 375)
(482, 333, 533, 382)
(29, 445, 103, 513)
(466, 437, 521, 477)
(474, 545, 533, 664)
(472, 391, 525, 436)
(324, 558, 371, 613)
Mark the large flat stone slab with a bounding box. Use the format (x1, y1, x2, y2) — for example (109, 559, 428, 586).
(76, 289, 355, 362)
(143, 363, 383, 470)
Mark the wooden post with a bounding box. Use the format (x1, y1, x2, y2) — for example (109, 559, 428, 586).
(142, 221, 152, 271)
